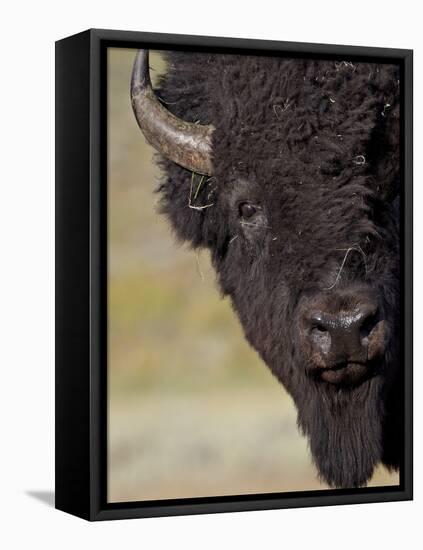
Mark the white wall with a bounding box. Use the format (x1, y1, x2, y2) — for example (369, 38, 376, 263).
(0, 1, 420, 548)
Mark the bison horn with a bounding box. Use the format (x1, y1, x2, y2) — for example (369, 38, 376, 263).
(131, 50, 214, 176)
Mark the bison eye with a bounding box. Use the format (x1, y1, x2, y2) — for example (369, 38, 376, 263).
(238, 202, 257, 219)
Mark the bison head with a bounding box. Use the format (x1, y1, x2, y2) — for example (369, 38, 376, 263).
(131, 50, 402, 489)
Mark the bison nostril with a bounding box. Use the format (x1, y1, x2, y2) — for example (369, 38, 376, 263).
(309, 313, 330, 330)
(359, 311, 379, 341)
(308, 317, 332, 355)
(314, 323, 328, 334)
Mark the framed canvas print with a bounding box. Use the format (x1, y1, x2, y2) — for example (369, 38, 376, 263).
(55, 29, 413, 521)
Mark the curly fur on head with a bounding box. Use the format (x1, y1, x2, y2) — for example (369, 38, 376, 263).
(149, 52, 401, 488)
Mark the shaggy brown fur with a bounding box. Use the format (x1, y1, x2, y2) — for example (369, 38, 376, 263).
(151, 52, 401, 488)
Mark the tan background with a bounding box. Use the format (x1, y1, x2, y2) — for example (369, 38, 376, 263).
(107, 47, 398, 503)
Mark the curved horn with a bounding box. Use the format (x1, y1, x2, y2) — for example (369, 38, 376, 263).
(131, 50, 214, 176)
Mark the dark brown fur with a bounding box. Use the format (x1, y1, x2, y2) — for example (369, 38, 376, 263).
(151, 52, 401, 488)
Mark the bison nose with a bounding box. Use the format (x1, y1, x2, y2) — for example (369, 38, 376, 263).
(307, 304, 380, 364)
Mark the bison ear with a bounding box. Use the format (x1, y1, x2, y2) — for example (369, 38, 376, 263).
(156, 160, 219, 249)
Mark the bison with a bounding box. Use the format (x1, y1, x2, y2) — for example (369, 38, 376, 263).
(130, 49, 402, 489)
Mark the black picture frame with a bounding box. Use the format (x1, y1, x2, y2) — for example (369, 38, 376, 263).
(55, 28, 413, 521)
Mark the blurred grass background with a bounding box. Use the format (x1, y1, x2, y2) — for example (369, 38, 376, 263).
(107, 48, 398, 502)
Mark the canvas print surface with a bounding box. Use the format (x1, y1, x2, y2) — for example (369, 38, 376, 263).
(107, 47, 401, 503)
